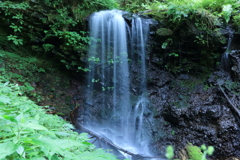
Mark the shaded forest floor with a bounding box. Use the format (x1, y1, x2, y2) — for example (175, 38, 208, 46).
(0, 49, 84, 120)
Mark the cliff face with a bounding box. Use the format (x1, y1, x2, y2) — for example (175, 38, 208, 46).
(147, 67, 240, 159)
(146, 26, 240, 158)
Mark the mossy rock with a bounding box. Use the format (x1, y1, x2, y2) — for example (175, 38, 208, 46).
(186, 143, 206, 160)
(156, 28, 173, 36)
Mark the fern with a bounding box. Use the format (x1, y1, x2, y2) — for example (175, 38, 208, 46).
(222, 4, 233, 23)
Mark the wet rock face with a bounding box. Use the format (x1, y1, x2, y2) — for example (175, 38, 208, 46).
(147, 66, 240, 159)
(230, 50, 240, 80)
(163, 104, 240, 158)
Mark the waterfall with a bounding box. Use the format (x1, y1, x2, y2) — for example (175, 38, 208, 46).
(221, 27, 234, 72)
(83, 10, 151, 159)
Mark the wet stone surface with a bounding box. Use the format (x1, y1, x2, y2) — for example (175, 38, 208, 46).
(147, 65, 240, 159)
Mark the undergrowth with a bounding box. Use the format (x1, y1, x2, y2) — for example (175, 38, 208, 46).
(0, 50, 48, 102)
(0, 80, 118, 159)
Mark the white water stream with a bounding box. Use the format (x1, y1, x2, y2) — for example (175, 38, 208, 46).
(83, 10, 151, 159)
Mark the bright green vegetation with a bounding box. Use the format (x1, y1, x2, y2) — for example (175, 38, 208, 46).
(165, 144, 214, 160)
(120, 0, 240, 73)
(0, 45, 119, 159)
(186, 143, 206, 160)
(0, 50, 46, 102)
(186, 143, 214, 160)
(0, 0, 118, 72)
(1, 0, 240, 74)
(0, 80, 118, 159)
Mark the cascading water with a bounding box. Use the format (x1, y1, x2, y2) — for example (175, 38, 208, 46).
(221, 27, 235, 72)
(83, 10, 152, 159)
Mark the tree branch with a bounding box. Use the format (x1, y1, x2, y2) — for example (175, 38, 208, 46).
(218, 81, 240, 117)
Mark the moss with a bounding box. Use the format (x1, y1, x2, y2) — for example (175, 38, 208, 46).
(156, 28, 173, 36)
(186, 143, 206, 160)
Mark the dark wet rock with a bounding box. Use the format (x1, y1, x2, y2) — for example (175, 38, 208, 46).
(162, 104, 240, 158)
(122, 12, 134, 24)
(147, 65, 174, 88)
(177, 74, 190, 80)
(122, 12, 159, 33)
(229, 50, 240, 80)
(207, 70, 231, 86)
(146, 62, 240, 159)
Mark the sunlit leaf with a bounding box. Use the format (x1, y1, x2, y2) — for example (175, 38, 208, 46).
(0, 142, 16, 159)
(2, 115, 18, 123)
(0, 96, 11, 104)
(22, 123, 48, 131)
(17, 146, 25, 157)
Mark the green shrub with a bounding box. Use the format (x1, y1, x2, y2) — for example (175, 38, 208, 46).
(0, 80, 118, 160)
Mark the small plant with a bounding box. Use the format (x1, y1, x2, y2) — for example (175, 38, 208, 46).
(162, 38, 173, 49)
(201, 144, 214, 160)
(165, 145, 174, 160)
(7, 35, 23, 45)
(42, 44, 54, 52)
(169, 52, 179, 57)
(187, 143, 206, 160)
(186, 143, 214, 160)
(9, 23, 23, 32)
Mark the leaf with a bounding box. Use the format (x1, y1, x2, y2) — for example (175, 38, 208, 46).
(0, 142, 16, 159)
(0, 96, 11, 104)
(2, 115, 18, 123)
(22, 123, 48, 131)
(207, 146, 214, 155)
(54, 132, 70, 137)
(17, 145, 25, 158)
(3, 81, 9, 86)
(201, 144, 207, 150)
(51, 154, 59, 160)
(16, 114, 25, 124)
(34, 114, 40, 120)
(165, 145, 174, 159)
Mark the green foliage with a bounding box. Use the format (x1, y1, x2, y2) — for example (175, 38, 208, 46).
(232, 13, 240, 30)
(167, 1, 195, 23)
(200, 144, 214, 160)
(0, 0, 119, 71)
(0, 80, 118, 159)
(9, 23, 23, 32)
(119, 0, 158, 13)
(140, 0, 239, 74)
(222, 4, 233, 23)
(162, 38, 173, 49)
(186, 143, 214, 160)
(7, 35, 23, 45)
(186, 143, 206, 160)
(165, 144, 214, 160)
(199, 0, 239, 12)
(165, 146, 174, 159)
(55, 30, 91, 51)
(42, 44, 55, 52)
(0, 50, 48, 102)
